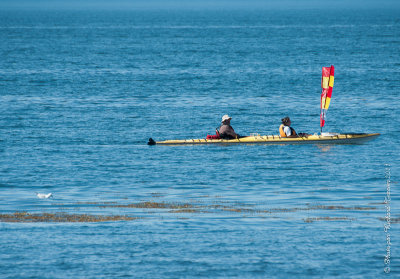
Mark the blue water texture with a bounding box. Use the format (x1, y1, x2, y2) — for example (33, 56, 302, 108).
(0, 6, 399, 279)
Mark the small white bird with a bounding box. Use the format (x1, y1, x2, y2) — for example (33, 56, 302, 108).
(36, 193, 53, 199)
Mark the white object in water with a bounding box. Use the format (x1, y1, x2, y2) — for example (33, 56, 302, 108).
(36, 193, 53, 199)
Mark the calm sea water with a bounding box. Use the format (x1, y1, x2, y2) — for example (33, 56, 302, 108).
(0, 6, 399, 278)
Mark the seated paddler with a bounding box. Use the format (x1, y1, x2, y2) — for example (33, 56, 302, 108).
(279, 116, 309, 138)
(218, 114, 241, 139)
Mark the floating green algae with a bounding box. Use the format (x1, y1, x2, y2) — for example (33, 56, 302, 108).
(103, 201, 193, 209)
(66, 200, 378, 215)
(17, 199, 381, 223)
(309, 205, 377, 211)
(170, 209, 201, 213)
(304, 217, 355, 223)
(0, 212, 136, 223)
(379, 216, 400, 223)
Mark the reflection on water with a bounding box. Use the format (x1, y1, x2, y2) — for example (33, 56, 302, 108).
(316, 144, 334, 152)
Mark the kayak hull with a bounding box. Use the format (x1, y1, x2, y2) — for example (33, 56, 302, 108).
(149, 133, 380, 145)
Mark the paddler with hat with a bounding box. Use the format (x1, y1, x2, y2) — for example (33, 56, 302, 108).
(217, 114, 241, 139)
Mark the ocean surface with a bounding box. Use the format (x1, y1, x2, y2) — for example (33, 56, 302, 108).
(0, 5, 399, 278)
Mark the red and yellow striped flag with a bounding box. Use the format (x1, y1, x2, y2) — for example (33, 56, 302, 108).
(320, 65, 334, 128)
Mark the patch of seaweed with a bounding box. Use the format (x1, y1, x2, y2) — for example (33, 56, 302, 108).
(150, 192, 164, 198)
(308, 205, 377, 211)
(0, 212, 135, 223)
(170, 209, 203, 213)
(304, 217, 355, 223)
(46, 199, 380, 223)
(391, 217, 400, 223)
(98, 201, 377, 215)
(103, 201, 194, 210)
(266, 207, 308, 213)
(378, 217, 400, 224)
(210, 204, 256, 213)
(54, 200, 378, 214)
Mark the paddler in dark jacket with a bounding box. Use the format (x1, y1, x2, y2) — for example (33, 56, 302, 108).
(218, 115, 240, 139)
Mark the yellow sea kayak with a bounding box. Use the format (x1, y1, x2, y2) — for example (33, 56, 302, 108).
(148, 133, 380, 145)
